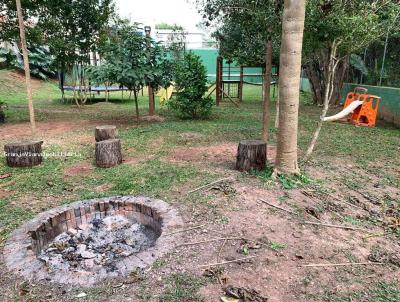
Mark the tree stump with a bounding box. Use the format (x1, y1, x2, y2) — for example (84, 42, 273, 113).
(95, 125, 117, 142)
(95, 139, 122, 168)
(4, 140, 43, 167)
(0, 111, 5, 124)
(236, 140, 266, 172)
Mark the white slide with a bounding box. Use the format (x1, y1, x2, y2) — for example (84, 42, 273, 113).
(322, 100, 364, 122)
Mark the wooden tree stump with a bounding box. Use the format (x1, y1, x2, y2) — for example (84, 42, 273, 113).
(236, 140, 266, 172)
(95, 125, 117, 142)
(95, 139, 122, 168)
(0, 111, 5, 124)
(4, 140, 43, 167)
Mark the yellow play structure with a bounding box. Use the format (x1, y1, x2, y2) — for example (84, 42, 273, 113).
(157, 83, 175, 105)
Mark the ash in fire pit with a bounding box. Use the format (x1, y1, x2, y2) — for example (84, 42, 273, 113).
(3, 196, 183, 285)
(39, 215, 158, 273)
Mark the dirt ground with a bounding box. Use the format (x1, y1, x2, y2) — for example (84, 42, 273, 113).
(0, 120, 399, 302)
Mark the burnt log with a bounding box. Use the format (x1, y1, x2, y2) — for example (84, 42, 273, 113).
(95, 125, 117, 142)
(4, 140, 43, 167)
(95, 139, 122, 168)
(236, 140, 266, 172)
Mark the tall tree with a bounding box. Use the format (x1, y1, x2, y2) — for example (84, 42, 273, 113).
(198, 0, 283, 142)
(274, 0, 306, 175)
(87, 22, 173, 123)
(1, 0, 114, 105)
(303, 0, 400, 160)
(15, 0, 36, 132)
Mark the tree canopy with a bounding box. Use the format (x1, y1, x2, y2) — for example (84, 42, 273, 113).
(1, 0, 115, 68)
(197, 0, 283, 66)
(87, 21, 173, 121)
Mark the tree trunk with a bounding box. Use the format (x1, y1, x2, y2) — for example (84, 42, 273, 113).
(0, 110, 5, 123)
(133, 90, 140, 124)
(275, 90, 279, 129)
(95, 139, 122, 168)
(262, 37, 273, 143)
(239, 65, 244, 102)
(305, 53, 349, 107)
(274, 0, 306, 175)
(305, 60, 324, 105)
(304, 42, 340, 161)
(216, 56, 223, 106)
(330, 56, 349, 106)
(95, 125, 117, 142)
(15, 0, 36, 133)
(4, 141, 43, 167)
(148, 86, 155, 116)
(236, 140, 267, 172)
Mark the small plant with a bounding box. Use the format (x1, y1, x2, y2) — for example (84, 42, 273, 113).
(216, 215, 230, 225)
(270, 242, 286, 251)
(343, 215, 360, 225)
(169, 52, 213, 119)
(278, 173, 311, 189)
(250, 166, 274, 181)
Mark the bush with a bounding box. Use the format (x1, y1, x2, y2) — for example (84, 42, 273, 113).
(169, 52, 213, 119)
(0, 46, 55, 80)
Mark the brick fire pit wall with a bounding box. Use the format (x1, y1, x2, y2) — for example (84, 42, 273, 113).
(3, 196, 183, 286)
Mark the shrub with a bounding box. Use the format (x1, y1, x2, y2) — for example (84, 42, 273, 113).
(0, 46, 55, 80)
(169, 52, 213, 119)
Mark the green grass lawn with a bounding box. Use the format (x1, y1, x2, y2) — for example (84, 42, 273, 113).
(0, 70, 399, 302)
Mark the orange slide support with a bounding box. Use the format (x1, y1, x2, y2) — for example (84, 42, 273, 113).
(343, 92, 381, 127)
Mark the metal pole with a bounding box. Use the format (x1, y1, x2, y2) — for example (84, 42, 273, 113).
(379, 32, 389, 86)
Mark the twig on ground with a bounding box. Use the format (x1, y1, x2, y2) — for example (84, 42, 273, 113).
(300, 262, 384, 268)
(363, 232, 390, 240)
(178, 237, 243, 247)
(302, 221, 372, 233)
(343, 184, 380, 204)
(163, 224, 207, 237)
(199, 256, 257, 268)
(329, 194, 364, 210)
(259, 199, 295, 215)
(187, 177, 232, 195)
(302, 189, 363, 210)
(217, 239, 227, 262)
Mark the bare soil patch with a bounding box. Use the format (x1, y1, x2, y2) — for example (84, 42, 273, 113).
(0, 120, 94, 141)
(0, 189, 14, 198)
(4, 71, 42, 90)
(167, 143, 277, 165)
(64, 161, 94, 177)
(161, 179, 400, 302)
(94, 183, 114, 193)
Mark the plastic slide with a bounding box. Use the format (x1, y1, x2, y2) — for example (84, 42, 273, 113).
(322, 100, 364, 122)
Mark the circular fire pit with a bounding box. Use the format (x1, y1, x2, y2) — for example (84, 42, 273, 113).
(3, 196, 183, 285)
